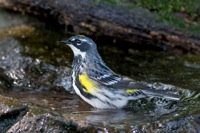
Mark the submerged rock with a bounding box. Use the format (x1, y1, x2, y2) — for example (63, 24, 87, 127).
(0, 95, 97, 132)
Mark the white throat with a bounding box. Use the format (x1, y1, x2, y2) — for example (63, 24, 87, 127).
(68, 45, 86, 58)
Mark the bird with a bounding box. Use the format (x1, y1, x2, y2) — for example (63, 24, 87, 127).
(60, 35, 179, 109)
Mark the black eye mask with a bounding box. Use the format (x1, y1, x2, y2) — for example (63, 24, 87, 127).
(75, 41, 90, 52)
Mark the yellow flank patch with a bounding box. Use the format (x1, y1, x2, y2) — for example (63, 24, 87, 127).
(126, 89, 139, 94)
(79, 73, 99, 94)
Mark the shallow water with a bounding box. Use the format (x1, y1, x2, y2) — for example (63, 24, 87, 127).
(0, 8, 200, 131)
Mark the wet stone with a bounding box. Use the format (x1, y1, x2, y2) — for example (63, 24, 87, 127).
(0, 95, 96, 133)
(0, 105, 28, 132)
(7, 114, 77, 133)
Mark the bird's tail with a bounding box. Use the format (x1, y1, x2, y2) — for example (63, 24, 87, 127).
(141, 88, 180, 101)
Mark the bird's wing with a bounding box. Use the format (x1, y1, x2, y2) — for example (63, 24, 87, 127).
(109, 77, 146, 89)
(86, 62, 122, 85)
(109, 77, 180, 100)
(89, 71, 122, 85)
(87, 69, 145, 96)
(88, 72, 145, 97)
(108, 77, 147, 96)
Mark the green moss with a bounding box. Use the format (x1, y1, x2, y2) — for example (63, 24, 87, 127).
(0, 25, 35, 40)
(136, 0, 200, 33)
(93, 0, 200, 34)
(0, 95, 22, 107)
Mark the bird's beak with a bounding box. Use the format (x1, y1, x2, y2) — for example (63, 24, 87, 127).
(60, 40, 66, 43)
(60, 40, 71, 45)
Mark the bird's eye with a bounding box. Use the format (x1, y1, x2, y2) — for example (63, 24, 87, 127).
(76, 40, 82, 45)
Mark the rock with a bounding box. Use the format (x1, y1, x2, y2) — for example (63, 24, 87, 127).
(0, 95, 96, 132)
(0, 105, 28, 132)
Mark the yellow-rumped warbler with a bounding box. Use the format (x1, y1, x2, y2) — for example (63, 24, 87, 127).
(61, 35, 179, 109)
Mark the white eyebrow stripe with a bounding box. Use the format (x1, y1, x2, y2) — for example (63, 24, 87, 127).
(80, 38, 87, 42)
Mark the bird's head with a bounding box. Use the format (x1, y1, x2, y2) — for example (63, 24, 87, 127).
(61, 35, 97, 58)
